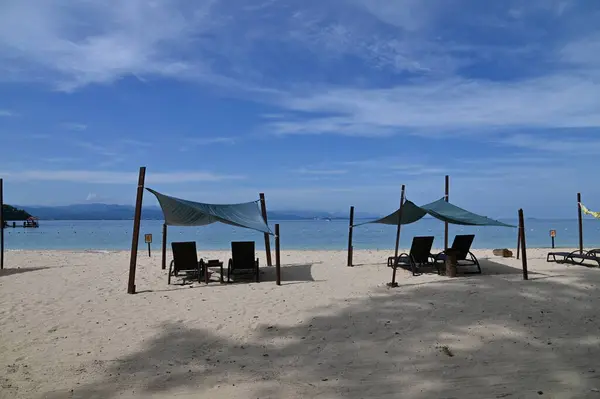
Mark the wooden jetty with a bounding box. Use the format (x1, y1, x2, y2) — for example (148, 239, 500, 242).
(2, 217, 39, 228)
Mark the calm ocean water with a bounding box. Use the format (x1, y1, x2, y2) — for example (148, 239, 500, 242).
(2, 218, 600, 251)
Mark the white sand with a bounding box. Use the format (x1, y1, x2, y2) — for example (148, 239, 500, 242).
(1, 248, 600, 399)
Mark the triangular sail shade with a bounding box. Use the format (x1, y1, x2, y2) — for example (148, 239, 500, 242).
(353, 200, 427, 227)
(354, 198, 514, 228)
(147, 188, 273, 234)
(420, 198, 514, 227)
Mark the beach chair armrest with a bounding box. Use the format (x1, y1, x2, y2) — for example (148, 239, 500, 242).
(392, 253, 411, 267)
(587, 249, 600, 257)
(566, 250, 587, 264)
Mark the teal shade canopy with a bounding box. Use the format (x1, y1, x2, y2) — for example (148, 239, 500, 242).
(354, 198, 515, 228)
(147, 188, 273, 234)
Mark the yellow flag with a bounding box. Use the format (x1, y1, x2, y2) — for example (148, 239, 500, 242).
(580, 203, 600, 219)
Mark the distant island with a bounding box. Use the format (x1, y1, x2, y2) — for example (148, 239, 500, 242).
(2, 204, 32, 220)
(16, 203, 381, 221)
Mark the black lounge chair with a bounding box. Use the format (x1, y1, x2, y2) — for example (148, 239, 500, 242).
(169, 241, 205, 284)
(547, 249, 600, 267)
(228, 241, 260, 283)
(435, 234, 481, 274)
(389, 236, 436, 276)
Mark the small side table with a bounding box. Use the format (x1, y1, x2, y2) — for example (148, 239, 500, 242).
(444, 249, 460, 278)
(205, 259, 224, 284)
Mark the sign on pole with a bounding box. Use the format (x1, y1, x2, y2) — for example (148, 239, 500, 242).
(145, 234, 152, 257)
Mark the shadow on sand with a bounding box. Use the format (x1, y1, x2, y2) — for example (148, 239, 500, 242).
(41, 263, 600, 399)
(0, 267, 49, 277)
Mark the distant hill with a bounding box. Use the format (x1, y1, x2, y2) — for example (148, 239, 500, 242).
(18, 203, 381, 221)
(2, 204, 32, 221)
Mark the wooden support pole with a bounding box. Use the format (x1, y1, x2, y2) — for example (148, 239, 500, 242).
(259, 193, 273, 266)
(577, 192, 583, 254)
(393, 185, 406, 261)
(275, 223, 281, 286)
(127, 167, 146, 294)
(0, 178, 4, 270)
(347, 206, 354, 267)
(518, 209, 528, 280)
(444, 175, 449, 250)
(516, 222, 521, 260)
(389, 185, 406, 288)
(161, 223, 167, 270)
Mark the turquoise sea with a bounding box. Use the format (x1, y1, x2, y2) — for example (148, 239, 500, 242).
(2, 218, 600, 251)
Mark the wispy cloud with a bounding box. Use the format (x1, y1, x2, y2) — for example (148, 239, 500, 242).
(266, 73, 600, 137)
(498, 133, 600, 154)
(293, 167, 348, 176)
(61, 122, 87, 131)
(0, 109, 16, 117)
(0, 169, 244, 184)
(180, 136, 236, 152)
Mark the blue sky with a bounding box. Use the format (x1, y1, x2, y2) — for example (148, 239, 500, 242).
(0, 0, 599, 218)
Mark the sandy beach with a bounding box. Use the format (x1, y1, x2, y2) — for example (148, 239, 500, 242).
(1, 248, 600, 399)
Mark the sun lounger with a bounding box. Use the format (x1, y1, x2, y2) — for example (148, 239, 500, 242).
(169, 241, 205, 284)
(435, 234, 481, 274)
(228, 241, 260, 283)
(389, 236, 436, 276)
(547, 249, 600, 267)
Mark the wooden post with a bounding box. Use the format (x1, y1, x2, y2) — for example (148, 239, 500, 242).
(388, 185, 406, 288)
(347, 206, 354, 267)
(518, 209, 528, 280)
(259, 193, 273, 266)
(516, 220, 521, 260)
(577, 192, 583, 254)
(127, 167, 146, 294)
(444, 175, 449, 250)
(0, 178, 4, 270)
(275, 223, 281, 286)
(161, 223, 167, 270)
(393, 185, 406, 261)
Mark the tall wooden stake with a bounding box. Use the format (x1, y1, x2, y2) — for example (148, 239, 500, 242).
(161, 223, 167, 270)
(0, 178, 4, 270)
(444, 175, 449, 250)
(275, 223, 281, 286)
(516, 222, 521, 260)
(389, 185, 406, 288)
(393, 185, 406, 261)
(127, 167, 146, 294)
(259, 193, 273, 266)
(518, 208, 528, 280)
(347, 206, 354, 267)
(577, 192, 583, 254)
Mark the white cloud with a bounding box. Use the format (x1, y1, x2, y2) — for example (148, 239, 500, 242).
(0, 170, 244, 184)
(0, 109, 15, 117)
(499, 134, 600, 154)
(0, 0, 221, 91)
(268, 73, 600, 137)
(85, 192, 97, 201)
(293, 168, 348, 175)
(179, 137, 236, 151)
(61, 122, 87, 131)
(0, 0, 599, 143)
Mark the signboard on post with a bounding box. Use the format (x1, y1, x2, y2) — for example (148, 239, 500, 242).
(145, 234, 152, 257)
(549, 230, 556, 249)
